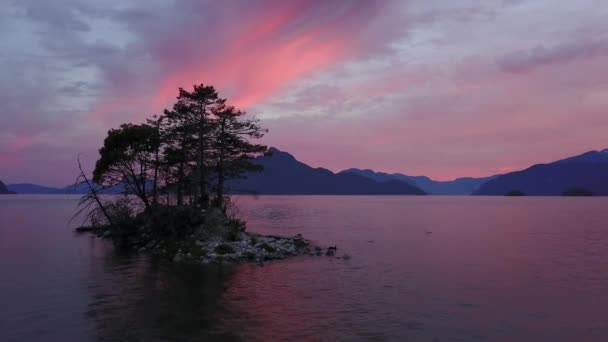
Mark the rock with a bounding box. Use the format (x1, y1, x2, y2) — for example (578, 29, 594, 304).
(314, 246, 323, 252)
(214, 243, 235, 255)
(316, 250, 322, 256)
(244, 251, 257, 260)
(173, 254, 182, 262)
(325, 249, 335, 256)
(343, 254, 351, 260)
(103, 231, 111, 238)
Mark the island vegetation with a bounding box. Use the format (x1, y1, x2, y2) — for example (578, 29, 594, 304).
(561, 187, 594, 196)
(76, 84, 318, 264)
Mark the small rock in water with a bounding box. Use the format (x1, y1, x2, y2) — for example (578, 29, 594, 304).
(316, 250, 322, 256)
(75, 226, 95, 233)
(325, 249, 335, 256)
(343, 254, 352, 260)
(314, 246, 323, 252)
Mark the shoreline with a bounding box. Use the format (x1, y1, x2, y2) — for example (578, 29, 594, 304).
(76, 226, 335, 265)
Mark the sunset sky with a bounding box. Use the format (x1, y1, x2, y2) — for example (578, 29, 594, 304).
(1, 0, 607, 186)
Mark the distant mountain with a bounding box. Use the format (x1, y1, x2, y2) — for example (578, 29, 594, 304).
(7, 182, 125, 195)
(0, 180, 16, 194)
(473, 149, 608, 196)
(7, 183, 61, 194)
(342, 169, 498, 195)
(230, 148, 426, 195)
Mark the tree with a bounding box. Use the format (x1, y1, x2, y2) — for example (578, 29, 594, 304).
(87, 82, 267, 219)
(93, 123, 160, 209)
(162, 102, 196, 206)
(211, 105, 267, 211)
(174, 84, 225, 208)
(146, 115, 164, 205)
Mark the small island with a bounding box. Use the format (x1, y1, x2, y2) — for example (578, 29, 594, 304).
(505, 190, 526, 196)
(75, 83, 325, 264)
(561, 187, 595, 197)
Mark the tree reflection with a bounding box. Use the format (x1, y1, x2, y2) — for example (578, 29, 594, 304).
(83, 242, 241, 341)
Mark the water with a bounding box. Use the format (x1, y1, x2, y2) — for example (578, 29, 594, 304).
(2, 195, 608, 341)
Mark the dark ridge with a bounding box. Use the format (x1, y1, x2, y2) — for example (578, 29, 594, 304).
(230, 148, 426, 195)
(0, 180, 16, 194)
(474, 149, 608, 196)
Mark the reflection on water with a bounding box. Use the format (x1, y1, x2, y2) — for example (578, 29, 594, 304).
(2, 195, 608, 341)
(84, 251, 238, 341)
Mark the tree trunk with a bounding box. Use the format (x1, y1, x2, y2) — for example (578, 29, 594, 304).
(216, 119, 226, 212)
(152, 122, 160, 205)
(177, 163, 184, 206)
(197, 106, 207, 208)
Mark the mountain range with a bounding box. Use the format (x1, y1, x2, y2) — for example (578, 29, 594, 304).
(473, 149, 608, 196)
(229, 148, 426, 195)
(341, 169, 498, 195)
(6, 182, 126, 195)
(4, 148, 608, 196)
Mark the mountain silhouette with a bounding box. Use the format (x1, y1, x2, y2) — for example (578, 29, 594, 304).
(11, 148, 608, 196)
(7, 182, 125, 194)
(474, 149, 608, 196)
(0, 180, 15, 194)
(7, 183, 60, 194)
(230, 148, 426, 195)
(342, 169, 498, 195)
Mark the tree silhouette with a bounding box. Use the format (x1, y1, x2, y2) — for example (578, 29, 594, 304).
(88, 83, 267, 219)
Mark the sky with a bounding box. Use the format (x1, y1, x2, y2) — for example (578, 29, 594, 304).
(1, 0, 607, 186)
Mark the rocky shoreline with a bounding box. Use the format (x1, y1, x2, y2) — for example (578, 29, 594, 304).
(76, 226, 347, 265)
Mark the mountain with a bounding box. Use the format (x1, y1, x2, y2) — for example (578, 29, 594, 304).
(7, 183, 61, 194)
(473, 149, 608, 196)
(7, 182, 125, 194)
(230, 148, 426, 195)
(342, 169, 498, 195)
(0, 180, 16, 194)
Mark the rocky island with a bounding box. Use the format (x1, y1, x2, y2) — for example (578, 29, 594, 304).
(74, 83, 341, 265)
(76, 207, 327, 265)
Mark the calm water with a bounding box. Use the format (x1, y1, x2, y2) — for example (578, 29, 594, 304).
(2, 195, 608, 341)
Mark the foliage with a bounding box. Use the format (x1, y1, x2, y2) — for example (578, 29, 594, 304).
(77, 82, 268, 251)
(93, 123, 160, 209)
(143, 205, 205, 240)
(226, 218, 246, 241)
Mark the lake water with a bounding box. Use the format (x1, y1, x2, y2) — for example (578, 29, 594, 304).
(2, 195, 608, 341)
